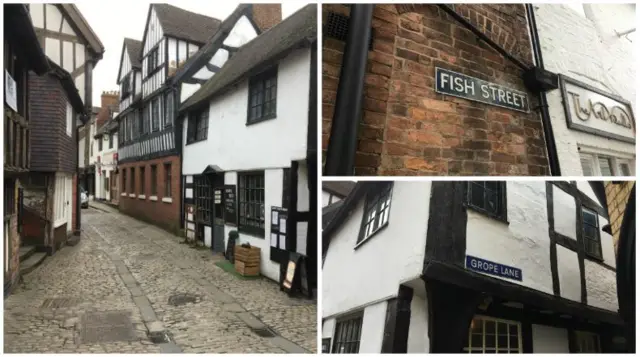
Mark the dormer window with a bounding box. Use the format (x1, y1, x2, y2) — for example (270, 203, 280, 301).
(247, 66, 278, 124)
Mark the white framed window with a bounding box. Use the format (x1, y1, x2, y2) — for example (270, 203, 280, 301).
(579, 152, 634, 176)
(357, 182, 392, 246)
(575, 331, 601, 352)
(464, 315, 522, 353)
(66, 102, 73, 136)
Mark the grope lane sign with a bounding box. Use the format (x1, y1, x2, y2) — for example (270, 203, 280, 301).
(435, 67, 530, 113)
(465, 255, 523, 282)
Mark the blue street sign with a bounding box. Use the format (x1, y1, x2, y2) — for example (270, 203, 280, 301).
(466, 255, 523, 282)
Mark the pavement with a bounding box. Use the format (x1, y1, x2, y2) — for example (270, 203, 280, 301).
(4, 202, 317, 353)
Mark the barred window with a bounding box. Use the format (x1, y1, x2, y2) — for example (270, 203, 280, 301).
(195, 175, 213, 224)
(332, 313, 363, 354)
(238, 171, 265, 237)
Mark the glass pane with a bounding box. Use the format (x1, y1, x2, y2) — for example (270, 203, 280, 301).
(582, 209, 597, 226)
(497, 323, 507, 335)
(509, 335, 519, 349)
(498, 335, 508, 348)
(598, 157, 612, 176)
(486, 192, 499, 214)
(485, 334, 496, 348)
(470, 184, 484, 208)
(471, 334, 483, 348)
(509, 324, 518, 336)
(485, 320, 496, 334)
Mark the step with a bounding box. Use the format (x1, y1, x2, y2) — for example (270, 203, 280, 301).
(20, 252, 47, 276)
(19, 246, 37, 262)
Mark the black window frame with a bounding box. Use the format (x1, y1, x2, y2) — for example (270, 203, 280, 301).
(356, 182, 393, 246)
(466, 181, 508, 222)
(151, 97, 160, 132)
(121, 73, 132, 98)
(238, 171, 265, 237)
(164, 162, 172, 198)
(194, 175, 213, 224)
(332, 312, 363, 354)
(581, 206, 603, 261)
(146, 46, 159, 77)
(247, 66, 278, 125)
(139, 166, 146, 196)
(164, 92, 173, 128)
(150, 165, 157, 196)
(186, 106, 209, 144)
(130, 167, 135, 194)
(122, 169, 127, 193)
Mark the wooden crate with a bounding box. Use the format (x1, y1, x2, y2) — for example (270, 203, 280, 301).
(234, 245, 260, 276)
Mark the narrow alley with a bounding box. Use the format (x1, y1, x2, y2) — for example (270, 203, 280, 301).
(4, 203, 316, 353)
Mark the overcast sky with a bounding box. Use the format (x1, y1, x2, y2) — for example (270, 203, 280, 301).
(76, 1, 309, 107)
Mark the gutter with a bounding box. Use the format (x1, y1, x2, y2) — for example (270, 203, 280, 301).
(525, 4, 561, 176)
(324, 4, 374, 176)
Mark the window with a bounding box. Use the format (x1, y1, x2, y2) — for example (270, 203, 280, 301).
(122, 169, 127, 193)
(357, 182, 392, 244)
(121, 74, 131, 98)
(575, 331, 601, 353)
(195, 175, 213, 224)
(579, 152, 634, 176)
(247, 67, 278, 124)
(164, 92, 173, 127)
(467, 181, 507, 221)
(150, 165, 157, 196)
(332, 313, 363, 354)
(238, 171, 265, 236)
(146, 47, 159, 75)
(98, 136, 103, 151)
(186, 107, 209, 144)
(131, 111, 138, 140)
(109, 133, 114, 149)
(151, 97, 160, 132)
(139, 166, 146, 195)
(130, 168, 135, 193)
(164, 163, 172, 197)
(103, 171, 109, 192)
(66, 102, 73, 136)
(582, 207, 602, 260)
(118, 120, 124, 145)
(465, 316, 522, 353)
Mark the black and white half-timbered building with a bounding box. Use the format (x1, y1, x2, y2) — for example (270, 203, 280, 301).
(115, 4, 222, 232)
(176, 4, 317, 288)
(322, 181, 631, 353)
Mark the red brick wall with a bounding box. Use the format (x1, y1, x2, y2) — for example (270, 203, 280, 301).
(322, 4, 549, 176)
(118, 155, 181, 234)
(252, 4, 282, 32)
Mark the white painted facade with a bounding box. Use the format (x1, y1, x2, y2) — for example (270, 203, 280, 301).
(535, 4, 636, 176)
(322, 181, 619, 353)
(182, 47, 312, 283)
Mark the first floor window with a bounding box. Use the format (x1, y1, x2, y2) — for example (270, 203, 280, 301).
(140, 167, 146, 195)
(332, 313, 363, 354)
(151, 97, 160, 132)
(467, 181, 507, 221)
(186, 107, 208, 144)
(150, 165, 157, 195)
(580, 152, 634, 176)
(575, 331, 601, 353)
(164, 163, 172, 197)
(582, 207, 602, 260)
(357, 182, 392, 244)
(247, 66, 278, 123)
(465, 316, 522, 353)
(238, 171, 265, 236)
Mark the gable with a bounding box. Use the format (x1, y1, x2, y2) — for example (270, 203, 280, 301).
(118, 44, 132, 83)
(141, 5, 165, 56)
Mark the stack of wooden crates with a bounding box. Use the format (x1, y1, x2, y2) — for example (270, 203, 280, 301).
(234, 245, 261, 277)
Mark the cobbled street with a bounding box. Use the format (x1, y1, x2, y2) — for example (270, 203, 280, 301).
(4, 203, 316, 353)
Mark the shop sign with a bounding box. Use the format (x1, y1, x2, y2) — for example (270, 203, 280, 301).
(559, 75, 635, 143)
(466, 255, 522, 282)
(435, 67, 529, 113)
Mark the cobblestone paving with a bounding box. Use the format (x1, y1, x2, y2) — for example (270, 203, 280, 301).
(4, 205, 317, 353)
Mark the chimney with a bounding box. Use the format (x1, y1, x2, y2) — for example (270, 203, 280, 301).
(97, 91, 120, 128)
(251, 4, 282, 32)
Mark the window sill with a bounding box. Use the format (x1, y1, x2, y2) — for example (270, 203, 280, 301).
(129, 194, 136, 198)
(149, 196, 158, 201)
(121, 193, 127, 197)
(162, 197, 173, 203)
(138, 195, 146, 199)
(466, 204, 509, 225)
(354, 223, 388, 250)
(246, 114, 276, 126)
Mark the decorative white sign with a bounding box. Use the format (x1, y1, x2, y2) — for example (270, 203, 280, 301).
(560, 75, 635, 143)
(5, 70, 17, 112)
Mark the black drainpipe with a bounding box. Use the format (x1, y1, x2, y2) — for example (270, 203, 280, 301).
(525, 4, 561, 176)
(324, 4, 374, 176)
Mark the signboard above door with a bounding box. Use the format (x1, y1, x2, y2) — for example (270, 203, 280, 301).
(559, 75, 635, 144)
(435, 67, 530, 113)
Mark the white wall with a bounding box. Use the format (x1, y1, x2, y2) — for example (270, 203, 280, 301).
(322, 191, 332, 207)
(407, 293, 430, 353)
(532, 325, 570, 353)
(182, 48, 311, 175)
(536, 4, 636, 175)
(466, 181, 553, 294)
(359, 301, 387, 353)
(323, 182, 431, 318)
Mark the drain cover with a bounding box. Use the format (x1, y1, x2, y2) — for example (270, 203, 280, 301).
(41, 298, 81, 308)
(148, 330, 173, 344)
(79, 311, 136, 344)
(251, 326, 277, 338)
(168, 293, 200, 306)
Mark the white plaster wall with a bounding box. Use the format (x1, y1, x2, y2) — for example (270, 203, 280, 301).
(119, 47, 132, 82)
(322, 191, 332, 207)
(553, 185, 576, 239)
(45, 38, 60, 64)
(29, 4, 44, 28)
(585, 259, 618, 311)
(221, 170, 283, 282)
(532, 324, 569, 353)
(321, 318, 336, 342)
(359, 301, 387, 353)
(182, 48, 310, 175)
(599, 215, 616, 268)
(466, 181, 553, 294)
(323, 182, 430, 318)
(535, 4, 636, 176)
(45, 5, 62, 31)
(407, 293, 429, 353)
(75, 43, 85, 68)
(556, 245, 581, 302)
